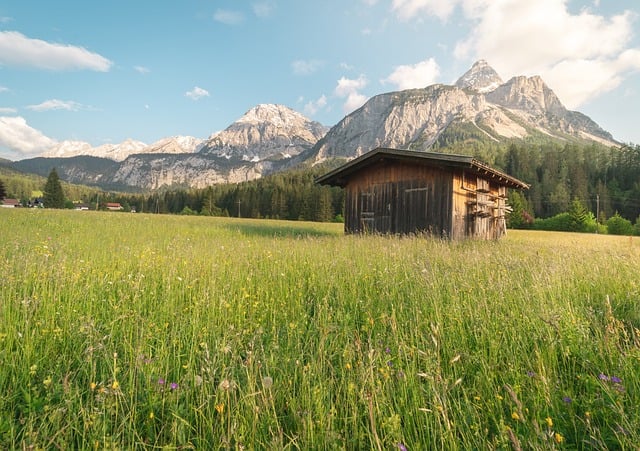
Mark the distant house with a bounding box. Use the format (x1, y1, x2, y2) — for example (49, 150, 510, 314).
(316, 148, 529, 240)
(105, 202, 123, 211)
(75, 203, 91, 211)
(1, 198, 21, 208)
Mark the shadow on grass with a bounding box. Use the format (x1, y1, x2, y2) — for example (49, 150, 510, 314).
(222, 221, 341, 238)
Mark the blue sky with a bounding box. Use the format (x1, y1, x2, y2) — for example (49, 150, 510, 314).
(1, 0, 639, 160)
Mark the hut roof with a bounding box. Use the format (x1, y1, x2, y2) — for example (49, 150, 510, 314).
(315, 147, 529, 190)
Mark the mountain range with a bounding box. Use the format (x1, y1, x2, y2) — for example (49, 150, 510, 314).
(11, 61, 618, 191)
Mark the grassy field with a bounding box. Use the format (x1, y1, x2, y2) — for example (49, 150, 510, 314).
(1, 208, 639, 449)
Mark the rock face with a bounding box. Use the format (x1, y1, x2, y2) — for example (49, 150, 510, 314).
(310, 61, 616, 162)
(455, 59, 503, 93)
(199, 104, 328, 162)
(19, 61, 618, 190)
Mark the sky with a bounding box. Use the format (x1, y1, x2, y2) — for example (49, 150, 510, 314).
(1, 0, 639, 161)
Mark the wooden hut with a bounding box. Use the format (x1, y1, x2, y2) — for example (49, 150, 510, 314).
(316, 147, 529, 239)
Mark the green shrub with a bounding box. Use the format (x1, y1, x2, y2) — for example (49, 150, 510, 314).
(606, 213, 634, 235)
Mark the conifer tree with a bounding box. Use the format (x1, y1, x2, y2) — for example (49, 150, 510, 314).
(0, 178, 6, 199)
(43, 168, 65, 208)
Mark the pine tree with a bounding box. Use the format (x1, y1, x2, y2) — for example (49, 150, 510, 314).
(0, 178, 6, 199)
(43, 168, 65, 208)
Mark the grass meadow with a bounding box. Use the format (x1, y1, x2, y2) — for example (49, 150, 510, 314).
(1, 208, 639, 449)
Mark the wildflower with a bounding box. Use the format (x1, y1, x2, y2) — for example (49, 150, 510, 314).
(562, 396, 572, 403)
(397, 443, 407, 451)
(219, 379, 234, 391)
(511, 412, 520, 421)
(29, 364, 38, 376)
(598, 373, 609, 381)
(545, 417, 553, 428)
(90, 382, 97, 391)
(526, 371, 536, 378)
(43, 376, 52, 388)
(111, 380, 120, 390)
(610, 376, 622, 384)
(554, 432, 564, 444)
(158, 377, 165, 385)
(345, 363, 351, 370)
(194, 375, 203, 387)
(585, 411, 591, 420)
(170, 382, 178, 390)
(149, 411, 154, 419)
(215, 403, 225, 414)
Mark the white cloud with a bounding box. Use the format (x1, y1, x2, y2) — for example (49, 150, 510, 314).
(303, 95, 328, 116)
(0, 31, 112, 71)
(185, 86, 210, 101)
(0, 86, 8, 93)
(392, 0, 460, 21)
(450, 0, 640, 108)
(392, 0, 640, 109)
(213, 9, 245, 25)
(134, 65, 150, 74)
(253, 2, 275, 18)
(27, 99, 85, 112)
(292, 59, 324, 75)
(0, 107, 16, 114)
(335, 75, 369, 114)
(0, 116, 57, 158)
(383, 58, 440, 90)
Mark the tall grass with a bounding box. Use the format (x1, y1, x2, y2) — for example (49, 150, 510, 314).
(1, 209, 639, 449)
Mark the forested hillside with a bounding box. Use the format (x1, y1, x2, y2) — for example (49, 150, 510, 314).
(3, 144, 638, 227)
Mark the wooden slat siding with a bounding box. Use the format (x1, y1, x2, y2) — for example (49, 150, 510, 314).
(342, 160, 453, 236)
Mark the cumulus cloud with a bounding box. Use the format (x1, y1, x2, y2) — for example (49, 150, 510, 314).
(185, 86, 210, 101)
(27, 99, 85, 112)
(392, 0, 460, 21)
(335, 75, 369, 114)
(0, 116, 57, 159)
(214, 9, 245, 25)
(292, 59, 324, 75)
(392, 0, 640, 109)
(383, 58, 440, 90)
(0, 31, 112, 71)
(303, 94, 328, 116)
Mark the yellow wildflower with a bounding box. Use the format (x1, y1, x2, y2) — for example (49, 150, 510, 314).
(43, 376, 52, 388)
(511, 412, 520, 421)
(545, 417, 553, 428)
(90, 382, 97, 391)
(111, 380, 120, 390)
(554, 432, 564, 444)
(215, 403, 225, 414)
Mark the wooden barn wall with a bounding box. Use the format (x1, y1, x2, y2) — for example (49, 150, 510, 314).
(453, 170, 509, 240)
(343, 161, 454, 236)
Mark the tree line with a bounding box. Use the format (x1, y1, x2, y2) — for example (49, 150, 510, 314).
(2, 142, 639, 231)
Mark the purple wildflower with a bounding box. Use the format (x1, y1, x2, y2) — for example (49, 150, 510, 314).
(526, 371, 536, 378)
(598, 373, 609, 381)
(397, 443, 407, 451)
(158, 377, 165, 385)
(610, 376, 622, 384)
(385, 347, 391, 354)
(170, 382, 179, 390)
(562, 396, 572, 403)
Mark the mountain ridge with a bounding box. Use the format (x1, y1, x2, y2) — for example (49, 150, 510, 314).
(11, 61, 620, 190)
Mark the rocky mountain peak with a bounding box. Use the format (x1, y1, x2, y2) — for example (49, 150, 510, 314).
(199, 104, 328, 162)
(455, 60, 503, 93)
(236, 104, 309, 127)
